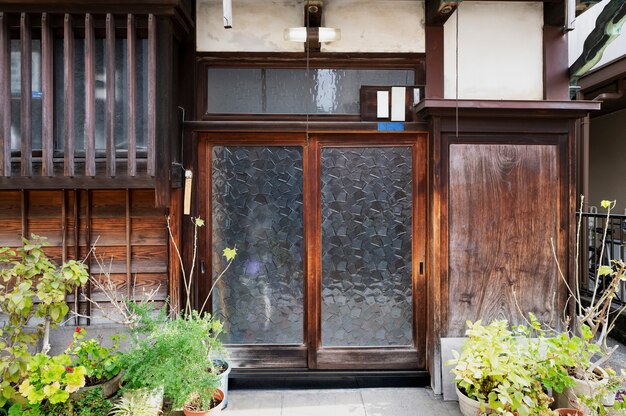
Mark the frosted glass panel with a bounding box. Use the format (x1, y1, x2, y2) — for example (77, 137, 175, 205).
(212, 146, 305, 344)
(207, 68, 414, 114)
(321, 147, 413, 347)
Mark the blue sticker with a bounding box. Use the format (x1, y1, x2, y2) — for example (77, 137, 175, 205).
(377, 122, 405, 131)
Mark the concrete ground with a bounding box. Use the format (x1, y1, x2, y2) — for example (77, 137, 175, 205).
(224, 388, 462, 416)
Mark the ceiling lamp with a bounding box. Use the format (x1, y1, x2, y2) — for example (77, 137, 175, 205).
(284, 1, 339, 51)
(284, 27, 341, 43)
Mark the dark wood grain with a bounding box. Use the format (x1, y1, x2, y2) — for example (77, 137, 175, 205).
(20, 13, 32, 177)
(125, 189, 132, 298)
(105, 14, 116, 177)
(316, 348, 420, 370)
(84, 14, 96, 177)
(147, 14, 156, 177)
(126, 14, 136, 177)
(447, 143, 560, 336)
(63, 14, 75, 177)
(0, 13, 10, 177)
(41, 13, 54, 177)
(225, 345, 308, 369)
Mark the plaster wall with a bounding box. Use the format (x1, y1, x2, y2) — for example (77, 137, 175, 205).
(589, 108, 626, 212)
(569, 0, 626, 71)
(196, 0, 425, 53)
(443, 1, 544, 100)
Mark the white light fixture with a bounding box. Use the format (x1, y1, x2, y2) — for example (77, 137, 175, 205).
(284, 27, 308, 43)
(318, 27, 341, 43)
(284, 27, 341, 43)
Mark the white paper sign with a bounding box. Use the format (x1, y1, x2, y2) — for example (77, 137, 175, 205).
(391, 87, 406, 122)
(377, 90, 389, 118)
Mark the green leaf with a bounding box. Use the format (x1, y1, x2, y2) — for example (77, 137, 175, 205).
(223, 247, 237, 261)
(601, 200, 614, 209)
(194, 217, 205, 227)
(598, 265, 614, 277)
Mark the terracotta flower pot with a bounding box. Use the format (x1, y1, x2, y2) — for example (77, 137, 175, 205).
(554, 409, 583, 416)
(183, 388, 224, 416)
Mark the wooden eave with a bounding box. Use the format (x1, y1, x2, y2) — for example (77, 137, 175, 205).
(415, 99, 600, 119)
(0, 0, 193, 34)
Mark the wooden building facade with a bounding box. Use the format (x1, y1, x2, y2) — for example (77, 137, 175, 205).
(0, 0, 601, 390)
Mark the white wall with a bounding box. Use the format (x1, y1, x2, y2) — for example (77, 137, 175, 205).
(197, 0, 303, 52)
(569, 0, 626, 71)
(443, 1, 544, 100)
(589, 108, 626, 212)
(321, 0, 425, 53)
(196, 0, 425, 53)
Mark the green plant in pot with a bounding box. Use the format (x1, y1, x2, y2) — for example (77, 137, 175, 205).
(65, 327, 124, 399)
(448, 319, 562, 416)
(0, 236, 89, 412)
(548, 198, 626, 410)
(121, 311, 224, 415)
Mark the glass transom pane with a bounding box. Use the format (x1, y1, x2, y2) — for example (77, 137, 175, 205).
(207, 68, 415, 114)
(321, 146, 413, 347)
(211, 146, 304, 344)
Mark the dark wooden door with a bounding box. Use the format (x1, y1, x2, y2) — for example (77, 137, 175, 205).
(198, 132, 426, 370)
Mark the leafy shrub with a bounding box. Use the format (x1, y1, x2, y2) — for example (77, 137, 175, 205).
(66, 327, 123, 385)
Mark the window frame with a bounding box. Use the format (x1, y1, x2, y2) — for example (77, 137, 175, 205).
(196, 52, 426, 121)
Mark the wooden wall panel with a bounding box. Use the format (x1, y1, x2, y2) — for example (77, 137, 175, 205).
(0, 189, 169, 324)
(447, 143, 560, 336)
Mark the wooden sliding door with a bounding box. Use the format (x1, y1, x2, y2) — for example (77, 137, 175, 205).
(198, 132, 427, 370)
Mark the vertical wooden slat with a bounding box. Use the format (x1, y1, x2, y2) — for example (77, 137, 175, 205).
(84, 14, 95, 177)
(105, 14, 116, 177)
(0, 13, 11, 177)
(20, 13, 32, 177)
(41, 13, 54, 176)
(21, 189, 28, 237)
(147, 14, 156, 177)
(127, 14, 136, 177)
(63, 14, 75, 177)
(73, 190, 79, 325)
(61, 190, 67, 263)
(85, 190, 92, 325)
(126, 189, 132, 298)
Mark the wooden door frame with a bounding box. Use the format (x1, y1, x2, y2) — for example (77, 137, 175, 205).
(196, 131, 427, 370)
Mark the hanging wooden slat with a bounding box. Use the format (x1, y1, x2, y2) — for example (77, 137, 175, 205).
(63, 14, 75, 177)
(20, 13, 32, 177)
(84, 13, 96, 177)
(41, 13, 54, 177)
(126, 189, 132, 298)
(85, 189, 92, 325)
(127, 14, 136, 177)
(147, 14, 156, 177)
(105, 14, 116, 177)
(0, 13, 10, 177)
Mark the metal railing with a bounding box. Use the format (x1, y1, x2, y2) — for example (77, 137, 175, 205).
(579, 211, 626, 306)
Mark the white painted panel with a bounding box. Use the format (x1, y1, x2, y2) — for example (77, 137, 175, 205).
(444, 1, 544, 100)
(377, 90, 389, 118)
(321, 0, 425, 53)
(196, 0, 303, 52)
(391, 87, 406, 121)
(568, 0, 626, 71)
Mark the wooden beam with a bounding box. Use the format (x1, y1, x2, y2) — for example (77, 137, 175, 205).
(154, 16, 172, 208)
(20, 13, 32, 177)
(63, 14, 75, 177)
(41, 13, 54, 176)
(147, 14, 156, 177)
(126, 189, 132, 298)
(168, 187, 182, 314)
(0, 13, 10, 177)
(84, 13, 96, 177)
(425, 0, 459, 26)
(127, 14, 137, 177)
(61, 189, 67, 263)
(85, 190, 92, 325)
(73, 190, 79, 325)
(105, 14, 116, 177)
(21, 189, 28, 238)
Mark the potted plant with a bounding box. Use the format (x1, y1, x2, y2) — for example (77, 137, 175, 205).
(109, 387, 164, 416)
(447, 320, 557, 416)
(548, 199, 626, 409)
(66, 327, 124, 399)
(121, 311, 224, 414)
(0, 236, 89, 412)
